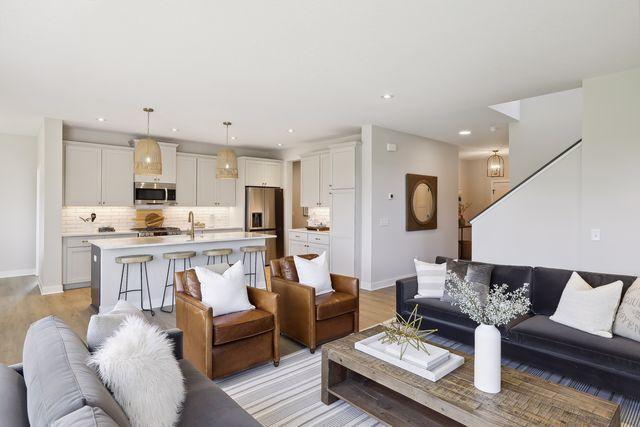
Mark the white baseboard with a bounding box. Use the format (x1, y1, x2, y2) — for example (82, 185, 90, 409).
(37, 276, 63, 295)
(360, 274, 409, 291)
(0, 268, 35, 279)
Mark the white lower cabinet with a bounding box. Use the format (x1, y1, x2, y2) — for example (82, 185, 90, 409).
(63, 234, 137, 287)
(287, 230, 330, 267)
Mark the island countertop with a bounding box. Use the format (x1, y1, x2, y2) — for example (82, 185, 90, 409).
(89, 231, 275, 250)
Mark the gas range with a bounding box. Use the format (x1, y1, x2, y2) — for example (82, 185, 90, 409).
(131, 226, 182, 237)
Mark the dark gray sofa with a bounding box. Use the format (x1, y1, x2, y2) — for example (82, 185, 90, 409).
(1, 316, 259, 427)
(396, 256, 640, 395)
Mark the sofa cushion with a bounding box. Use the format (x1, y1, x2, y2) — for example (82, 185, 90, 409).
(0, 365, 28, 427)
(178, 360, 260, 426)
(22, 316, 130, 427)
(212, 309, 274, 345)
(316, 291, 357, 320)
(52, 406, 119, 427)
(531, 267, 636, 315)
(510, 315, 640, 376)
(435, 256, 532, 294)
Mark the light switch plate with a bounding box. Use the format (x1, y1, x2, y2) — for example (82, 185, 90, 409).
(591, 229, 601, 241)
(379, 218, 390, 227)
(386, 143, 397, 152)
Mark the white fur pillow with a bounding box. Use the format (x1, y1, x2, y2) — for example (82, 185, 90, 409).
(294, 252, 333, 296)
(195, 260, 254, 317)
(87, 300, 144, 352)
(88, 317, 185, 427)
(550, 272, 623, 338)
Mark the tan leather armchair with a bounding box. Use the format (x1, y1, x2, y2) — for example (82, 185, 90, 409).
(270, 255, 359, 353)
(175, 269, 280, 379)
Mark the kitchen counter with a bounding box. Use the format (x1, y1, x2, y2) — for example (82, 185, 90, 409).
(89, 231, 274, 313)
(89, 232, 274, 250)
(289, 228, 330, 234)
(62, 226, 242, 238)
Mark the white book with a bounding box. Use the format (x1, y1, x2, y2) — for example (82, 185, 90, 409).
(383, 341, 450, 370)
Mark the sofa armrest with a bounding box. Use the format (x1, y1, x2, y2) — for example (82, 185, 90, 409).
(176, 292, 213, 378)
(247, 287, 280, 362)
(270, 276, 316, 345)
(396, 276, 418, 315)
(330, 274, 359, 297)
(8, 363, 23, 376)
(164, 328, 183, 360)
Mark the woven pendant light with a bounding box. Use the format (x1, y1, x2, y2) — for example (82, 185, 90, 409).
(486, 150, 505, 177)
(134, 108, 162, 176)
(216, 121, 238, 179)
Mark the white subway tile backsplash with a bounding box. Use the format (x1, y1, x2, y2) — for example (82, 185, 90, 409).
(308, 207, 331, 226)
(62, 206, 233, 233)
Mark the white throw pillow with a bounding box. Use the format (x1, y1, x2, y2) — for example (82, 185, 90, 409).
(88, 317, 185, 427)
(613, 278, 640, 341)
(195, 261, 254, 317)
(294, 252, 333, 296)
(87, 300, 144, 352)
(413, 259, 447, 299)
(549, 272, 623, 338)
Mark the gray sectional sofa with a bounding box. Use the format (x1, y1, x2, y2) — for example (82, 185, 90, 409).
(1, 316, 259, 427)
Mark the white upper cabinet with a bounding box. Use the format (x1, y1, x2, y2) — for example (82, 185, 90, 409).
(65, 143, 102, 206)
(244, 158, 282, 187)
(101, 147, 134, 206)
(330, 144, 356, 189)
(134, 141, 178, 184)
(300, 151, 331, 207)
(300, 155, 320, 207)
(64, 141, 133, 206)
(196, 157, 216, 206)
(176, 154, 197, 206)
(177, 154, 236, 207)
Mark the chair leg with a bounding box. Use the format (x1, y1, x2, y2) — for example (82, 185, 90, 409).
(161, 259, 172, 313)
(124, 264, 129, 301)
(226, 254, 230, 264)
(207, 255, 211, 265)
(143, 262, 155, 316)
(260, 250, 266, 289)
(118, 264, 125, 299)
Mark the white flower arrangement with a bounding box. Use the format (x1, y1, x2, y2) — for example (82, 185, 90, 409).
(444, 271, 531, 326)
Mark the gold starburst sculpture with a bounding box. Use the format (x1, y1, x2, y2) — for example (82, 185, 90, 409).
(380, 304, 438, 360)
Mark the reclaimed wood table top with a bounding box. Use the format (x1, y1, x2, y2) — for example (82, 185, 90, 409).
(322, 325, 620, 427)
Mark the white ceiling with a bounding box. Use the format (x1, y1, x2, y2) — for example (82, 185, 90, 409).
(1, 0, 638, 150)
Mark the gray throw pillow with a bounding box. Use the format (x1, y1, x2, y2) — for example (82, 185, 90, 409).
(442, 262, 492, 305)
(613, 278, 640, 341)
(441, 260, 468, 303)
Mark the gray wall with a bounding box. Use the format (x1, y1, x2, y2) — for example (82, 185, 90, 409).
(0, 133, 37, 276)
(360, 125, 458, 290)
(508, 88, 582, 186)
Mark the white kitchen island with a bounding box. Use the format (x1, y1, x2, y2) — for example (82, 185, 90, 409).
(89, 232, 275, 313)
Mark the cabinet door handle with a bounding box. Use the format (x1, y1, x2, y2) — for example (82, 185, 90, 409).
(81, 240, 88, 243)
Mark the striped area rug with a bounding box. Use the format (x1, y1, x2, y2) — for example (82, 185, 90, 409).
(217, 336, 640, 426)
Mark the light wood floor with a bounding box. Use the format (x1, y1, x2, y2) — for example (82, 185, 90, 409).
(0, 274, 395, 365)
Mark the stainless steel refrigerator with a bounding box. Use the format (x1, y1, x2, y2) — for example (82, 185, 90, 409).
(245, 186, 284, 264)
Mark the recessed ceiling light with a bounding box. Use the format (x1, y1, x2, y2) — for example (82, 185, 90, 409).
(96, 117, 106, 122)
(459, 130, 472, 136)
(231, 136, 237, 141)
(277, 143, 283, 147)
(171, 127, 179, 132)
(287, 129, 295, 133)
(381, 93, 394, 100)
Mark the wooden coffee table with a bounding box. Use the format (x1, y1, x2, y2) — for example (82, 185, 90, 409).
(321, 325, 620, 426)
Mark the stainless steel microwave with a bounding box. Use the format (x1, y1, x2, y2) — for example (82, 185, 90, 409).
(134, 182, 177, 205)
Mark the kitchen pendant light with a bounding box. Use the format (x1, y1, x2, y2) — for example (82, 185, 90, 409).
(134, 107, 162, 176)
(216, 121, 238, 179)
(487, 150, 505, 177)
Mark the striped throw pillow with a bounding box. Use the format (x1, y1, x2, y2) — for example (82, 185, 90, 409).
(414, 259, 447, 298)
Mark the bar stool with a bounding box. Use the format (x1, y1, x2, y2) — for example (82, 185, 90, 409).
(203, 248, 232, 265)
(240, 245, 266, 287)
(160, 250, 197, 313)
(116, 254, 155, 316)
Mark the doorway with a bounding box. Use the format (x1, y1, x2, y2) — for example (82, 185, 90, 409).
(490, 180, 510, 202)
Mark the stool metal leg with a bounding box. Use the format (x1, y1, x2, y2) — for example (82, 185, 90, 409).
(253, 252, 258, 287)
(260, 250, 266, 289)
(124, 264, 129, 301)
(226, 254, 230, 264)
(161, 258, 172, 313)
(118, 264, 125, 299)
(143, 262, 155, 316)
(207, 256, 211, 265)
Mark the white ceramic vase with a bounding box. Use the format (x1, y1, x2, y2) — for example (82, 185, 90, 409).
(474, 323, 501, 393)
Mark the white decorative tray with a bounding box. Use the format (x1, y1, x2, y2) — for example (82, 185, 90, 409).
(355, 332, 464, 382)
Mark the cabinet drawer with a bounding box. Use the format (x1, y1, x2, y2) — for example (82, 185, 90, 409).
(65, 236, 92, 248)
(289, 231, 308, 242)
(307, 232, 329, 245)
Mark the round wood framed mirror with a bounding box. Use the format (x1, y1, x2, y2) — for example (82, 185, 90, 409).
(406, 174, 437, 231)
